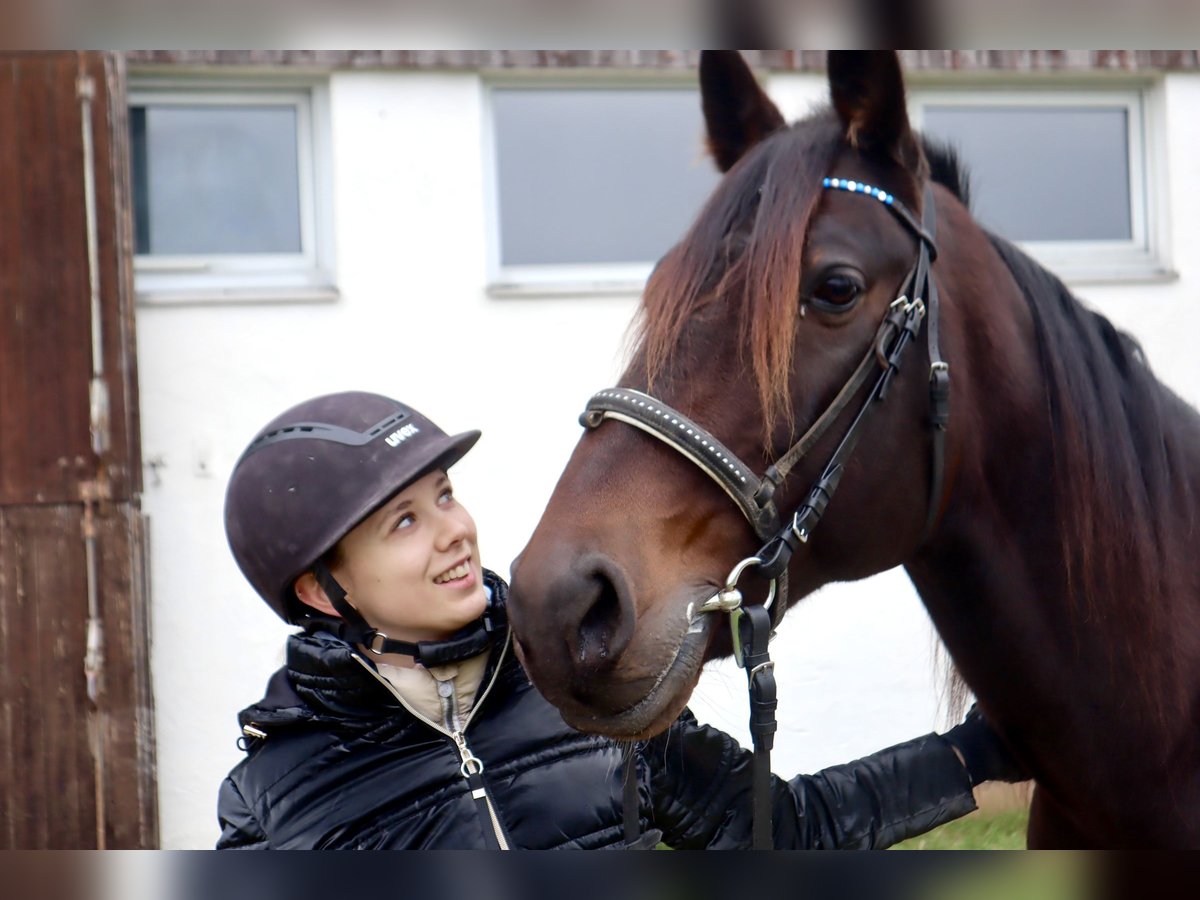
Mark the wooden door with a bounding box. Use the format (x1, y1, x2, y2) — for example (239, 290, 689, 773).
(0, 51, 156, 848)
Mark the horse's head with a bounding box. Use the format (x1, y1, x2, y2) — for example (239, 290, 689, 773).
(509, 51, 954, 738)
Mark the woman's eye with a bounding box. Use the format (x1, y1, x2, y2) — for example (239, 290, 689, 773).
(438, 488, 454, 505)
(810, 272, 863, 309)
(394, 513, 415, 531)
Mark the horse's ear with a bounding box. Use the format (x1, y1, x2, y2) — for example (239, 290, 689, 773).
(827, 51, 923, 173)
(699, 50, 786, 173)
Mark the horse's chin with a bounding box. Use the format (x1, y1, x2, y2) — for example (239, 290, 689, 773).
(555, 613, 717, 741)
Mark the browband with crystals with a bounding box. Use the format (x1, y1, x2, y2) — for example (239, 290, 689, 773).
(823, 177, 937, 256)
(823, 176, 899, 204)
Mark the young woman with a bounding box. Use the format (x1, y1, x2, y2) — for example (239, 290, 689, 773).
(218, 390, 1025, 849)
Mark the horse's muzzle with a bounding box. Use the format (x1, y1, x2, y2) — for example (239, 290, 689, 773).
(509, 549, 640, 708)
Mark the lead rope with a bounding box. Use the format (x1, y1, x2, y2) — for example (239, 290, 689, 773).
(624, 560, 779, 848)
(686, 557, 779, 848)
(737, 603, 777, 848)
(622, 743, 640, 844)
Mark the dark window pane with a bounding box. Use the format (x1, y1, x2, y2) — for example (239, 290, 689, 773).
(134, 104, 302, 255)
(922, 105, 1131, 242)
(493, 88, 722, 266)
(129, 106, 151, 254)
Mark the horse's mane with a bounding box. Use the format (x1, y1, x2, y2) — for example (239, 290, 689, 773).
(989, 234, 1199, 721)
(925, 139, 1194, 616)
(906, 137, 1200, 724)
(922, 134, 971, 208)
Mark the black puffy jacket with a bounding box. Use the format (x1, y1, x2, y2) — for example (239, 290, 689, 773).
(217, 580, 977, 849)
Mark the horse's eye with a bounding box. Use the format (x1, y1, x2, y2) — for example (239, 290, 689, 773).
(807, 270, 865, 312)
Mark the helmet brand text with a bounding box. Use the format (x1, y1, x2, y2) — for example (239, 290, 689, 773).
(385, 423, 420, 447)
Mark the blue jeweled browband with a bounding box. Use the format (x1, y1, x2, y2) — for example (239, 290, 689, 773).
(822, 177, 934, 252)
(822, 177, 895, 205)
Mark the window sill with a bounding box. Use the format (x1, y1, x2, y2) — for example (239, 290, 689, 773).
(135, 285, 341, 307)
(1059, 265, 1178, 287)
(487, 280, 648, 299)
(1010, 240, 1176, 288)
(487, 261, 654, 299)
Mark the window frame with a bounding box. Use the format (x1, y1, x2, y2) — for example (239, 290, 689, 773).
(481, 73, 711, 297)
(128, 77, 337, 305)
(908, 80, 1171, 284)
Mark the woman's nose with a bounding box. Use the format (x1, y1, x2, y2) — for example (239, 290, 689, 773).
(436, 511, 470, 550)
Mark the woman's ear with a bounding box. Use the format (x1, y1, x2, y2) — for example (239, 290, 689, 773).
(294, 572, 341, 617)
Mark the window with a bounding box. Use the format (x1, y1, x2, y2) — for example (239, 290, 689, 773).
(128, 83, 335, 302)
(486, 84, 722, 294)
(911, 87, 1165, 282)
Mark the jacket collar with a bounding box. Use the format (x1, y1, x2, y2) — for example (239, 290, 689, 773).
(238, 570, 511, 730)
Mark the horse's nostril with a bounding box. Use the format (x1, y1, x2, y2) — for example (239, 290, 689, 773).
(570, 562, 637, 675)
(578, 575, 621, 666)
(510, 547, 638, 699)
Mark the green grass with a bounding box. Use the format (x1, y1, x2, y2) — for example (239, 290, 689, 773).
(892, 809, 1029, 850)
(890, 811, 1089, 900)
(662, 809, 1038, 851)
(656, 809, 1031, 850)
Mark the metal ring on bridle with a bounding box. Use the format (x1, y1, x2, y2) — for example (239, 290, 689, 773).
(688, 555, 777, 619)
(727, 556, 777, 612)
(366, 632, 389, 655)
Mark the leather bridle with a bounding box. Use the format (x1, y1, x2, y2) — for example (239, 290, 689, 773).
(583, 180, 949, 849)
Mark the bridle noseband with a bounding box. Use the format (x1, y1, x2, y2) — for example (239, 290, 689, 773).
(582, 179, 950, 849)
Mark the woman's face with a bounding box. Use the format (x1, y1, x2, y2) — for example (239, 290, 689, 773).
(331, 469, 488, 643)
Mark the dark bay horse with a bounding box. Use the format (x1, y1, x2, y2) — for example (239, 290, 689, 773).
(507, 51, 1200, 848)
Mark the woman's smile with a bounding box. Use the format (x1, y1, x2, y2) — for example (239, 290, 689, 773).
(433, 558, 474, 585)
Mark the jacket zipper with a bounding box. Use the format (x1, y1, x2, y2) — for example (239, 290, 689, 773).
(450, 729, 510, 850)
(352, 632, 512, 849)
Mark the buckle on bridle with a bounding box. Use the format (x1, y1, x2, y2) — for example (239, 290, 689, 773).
(791, 510, 809, 545)
(929, 361, 951, 429)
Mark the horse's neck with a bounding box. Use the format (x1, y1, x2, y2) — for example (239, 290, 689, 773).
(907, 494, 1199, 839)
(905, 482, 1085, 729)
(903, 261, 1200, 838)
(914, 231, 1200, 713)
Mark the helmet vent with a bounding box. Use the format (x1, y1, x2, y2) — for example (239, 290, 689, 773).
(367, 413, 407, 437)
(235, 410, 411, 467)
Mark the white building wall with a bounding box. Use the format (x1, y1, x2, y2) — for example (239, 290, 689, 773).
(137, 68, 1200, 848)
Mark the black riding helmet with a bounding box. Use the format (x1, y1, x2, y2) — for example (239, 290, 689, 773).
(224, 391, 503, 664)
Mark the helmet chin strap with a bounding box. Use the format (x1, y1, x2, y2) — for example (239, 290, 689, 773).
(309, 559, 505, 667)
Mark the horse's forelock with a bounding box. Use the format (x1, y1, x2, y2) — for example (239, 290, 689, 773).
(736, 128, 841, 435)
(635, 118, 842, 439)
